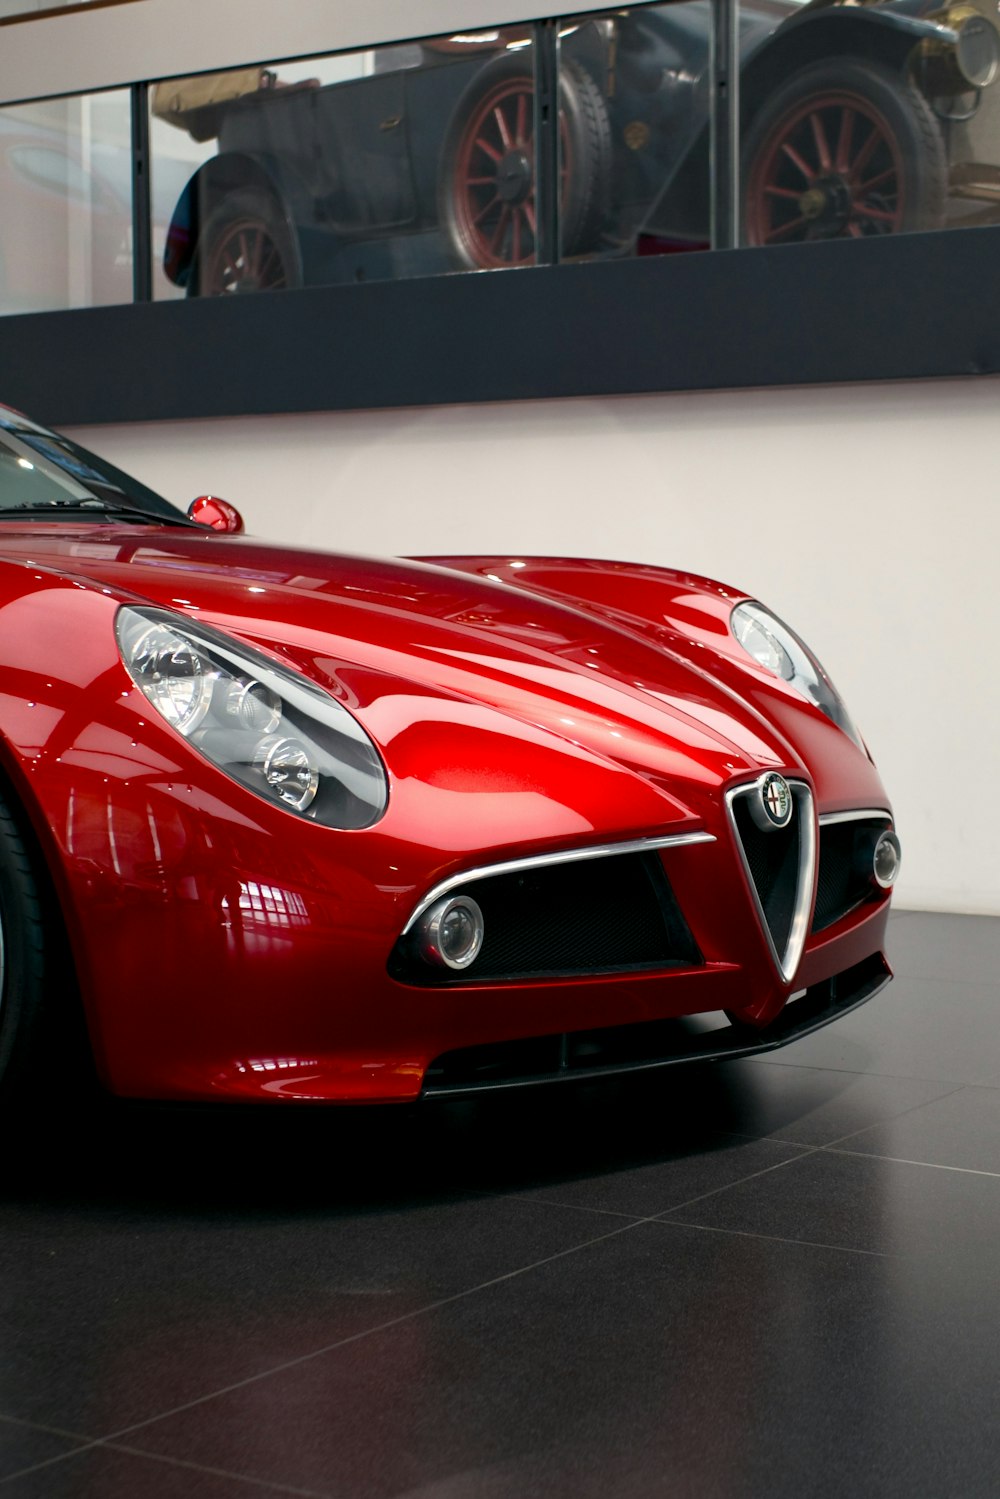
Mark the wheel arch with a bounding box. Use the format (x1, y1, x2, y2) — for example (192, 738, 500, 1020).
(0, 734, 99, 1077)
(163, 152, 299, 289)
(741, 12, 935, 125)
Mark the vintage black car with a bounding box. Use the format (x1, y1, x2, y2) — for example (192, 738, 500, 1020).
(160, 0, 1000, 294)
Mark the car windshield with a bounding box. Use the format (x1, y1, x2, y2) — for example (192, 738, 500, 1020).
(0, 417, 191, 524)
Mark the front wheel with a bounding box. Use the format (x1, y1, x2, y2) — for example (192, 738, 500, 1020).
(742, 60, 948, 245)
(190, 188, 301, 296)
(0, 793, 48, 1096)
(439, 55, 612, 270)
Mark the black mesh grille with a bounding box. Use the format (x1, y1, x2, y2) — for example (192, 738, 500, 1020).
(813, 817, 891, 932)
(390, 850, 700, 985)
(730, 795, 801, 958)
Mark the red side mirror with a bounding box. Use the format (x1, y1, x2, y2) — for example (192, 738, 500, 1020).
(188, 495, 245, 535)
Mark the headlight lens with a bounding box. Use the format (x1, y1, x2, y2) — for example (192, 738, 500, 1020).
(116, 605, 388, 828)
(730, 601, 863, 750)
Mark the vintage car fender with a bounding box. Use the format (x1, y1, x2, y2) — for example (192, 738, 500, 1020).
(740, 4, 974, 114)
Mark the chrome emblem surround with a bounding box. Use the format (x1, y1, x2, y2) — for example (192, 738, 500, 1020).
(725, 775, 817, 984)
(750, 771, 794, 832)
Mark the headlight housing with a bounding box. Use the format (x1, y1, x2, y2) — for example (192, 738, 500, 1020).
(730, 601, 864, 751)
(116, 605, 388, 828)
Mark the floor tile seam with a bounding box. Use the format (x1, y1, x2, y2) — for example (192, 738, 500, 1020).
(0, 1413, 92, 1447)
(505, 1194, 643, 1223)
(88, 1215, 652, 1448)
(891, 973, 1000, 991)
(817, 1082, 970, 1150)
(0, 1441, 108, 1491)
(822, 1146, 1000, 1180)
(0, 1435, 329, 1497)
(652, 1143, 824, 1216)
(738, 1058, 965, 1088)
(98, 1440, 333, 1498)
(648, 1216, 895, 1259)
(762, 1058, 968, 1087)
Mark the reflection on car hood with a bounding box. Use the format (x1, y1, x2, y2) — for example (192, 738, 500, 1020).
(0, 528, 799, 789)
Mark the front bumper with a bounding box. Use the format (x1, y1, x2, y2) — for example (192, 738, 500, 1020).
(421, 950, 891, 1097)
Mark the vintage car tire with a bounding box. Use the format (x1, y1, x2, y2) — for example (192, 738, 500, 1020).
(742, 60, 947, 244)
(0, 793, 48, 1095)
(190, 188, 301, 297)
(439, 55, 612, 269)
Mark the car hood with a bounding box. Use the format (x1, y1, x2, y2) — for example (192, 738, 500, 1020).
(0, 527, 821, 819)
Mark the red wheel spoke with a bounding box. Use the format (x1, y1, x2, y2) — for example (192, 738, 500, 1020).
(853, 203, 898, 224)
(856, 167, 896, 195)
(835, 109, 855, 174)
(780, 143, 814, 183)
(474, 135, 502, 164)
(847, 222, 863, 238)
(765, 214, 811, 243)
(763, 185, 801, 201)
(809, 111, 832, 173)
(494, 105, 512, 151)
(250, 232, 265, 279)
(472, 193, 500, 227)
(523, 200, 537, 232)
(850, 125, 882, 181)
(259, 245, 282, 283)
(465, 175, 496, 187)
(490, 204, 511, 255)
(512, 209, 522, 262)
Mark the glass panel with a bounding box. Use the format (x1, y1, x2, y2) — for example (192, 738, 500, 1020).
(0, 90, 132, 314)
(558, 6, 713, 262)
(149, 26, 536, 299)
(739, 0, 1000, 244)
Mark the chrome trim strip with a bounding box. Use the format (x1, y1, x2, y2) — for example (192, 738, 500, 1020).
(400, 831, 715, 936)
(725, 775, 816, 986)
(818, 808, 892, 826)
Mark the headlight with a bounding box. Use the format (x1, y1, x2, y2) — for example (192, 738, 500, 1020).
(922, 7, 1000, 93)
(730, 601, 864, 750)
(116, 605, 388, 828)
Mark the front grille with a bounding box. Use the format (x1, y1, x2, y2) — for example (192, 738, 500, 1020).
(421, 951, 892, 1096)
(388, 850, 700, 985)
(813, 816, 891, 932)
(730, 794, 802, 959)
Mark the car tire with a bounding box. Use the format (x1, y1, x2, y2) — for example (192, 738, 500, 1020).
(0, 792, 49, 1096)
(439, 55, 612, 269)
(742, 59, 947, 244)
(190, 187, 301, 296)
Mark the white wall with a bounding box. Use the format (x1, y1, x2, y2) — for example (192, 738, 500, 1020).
(66, 374, 999, 916)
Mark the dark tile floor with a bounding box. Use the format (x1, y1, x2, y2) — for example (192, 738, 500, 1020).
(2, 910, 999, 1498)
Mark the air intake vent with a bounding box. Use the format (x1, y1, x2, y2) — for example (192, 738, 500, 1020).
(389, 849, 701, 985)
(726, 776, 816, 982)
(813, 815, 892, 932)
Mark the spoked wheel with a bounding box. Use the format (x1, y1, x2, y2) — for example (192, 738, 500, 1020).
(192, 188, 300, 296)
(440, 56, 611, 269)
(743, 60, 947, 244)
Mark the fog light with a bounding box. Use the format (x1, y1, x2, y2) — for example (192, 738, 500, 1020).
(872, 830, 902, 890)
(419, 894, 485, 970)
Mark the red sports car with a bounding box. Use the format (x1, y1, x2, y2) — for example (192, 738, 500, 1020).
(0, 404, 898, 1104)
